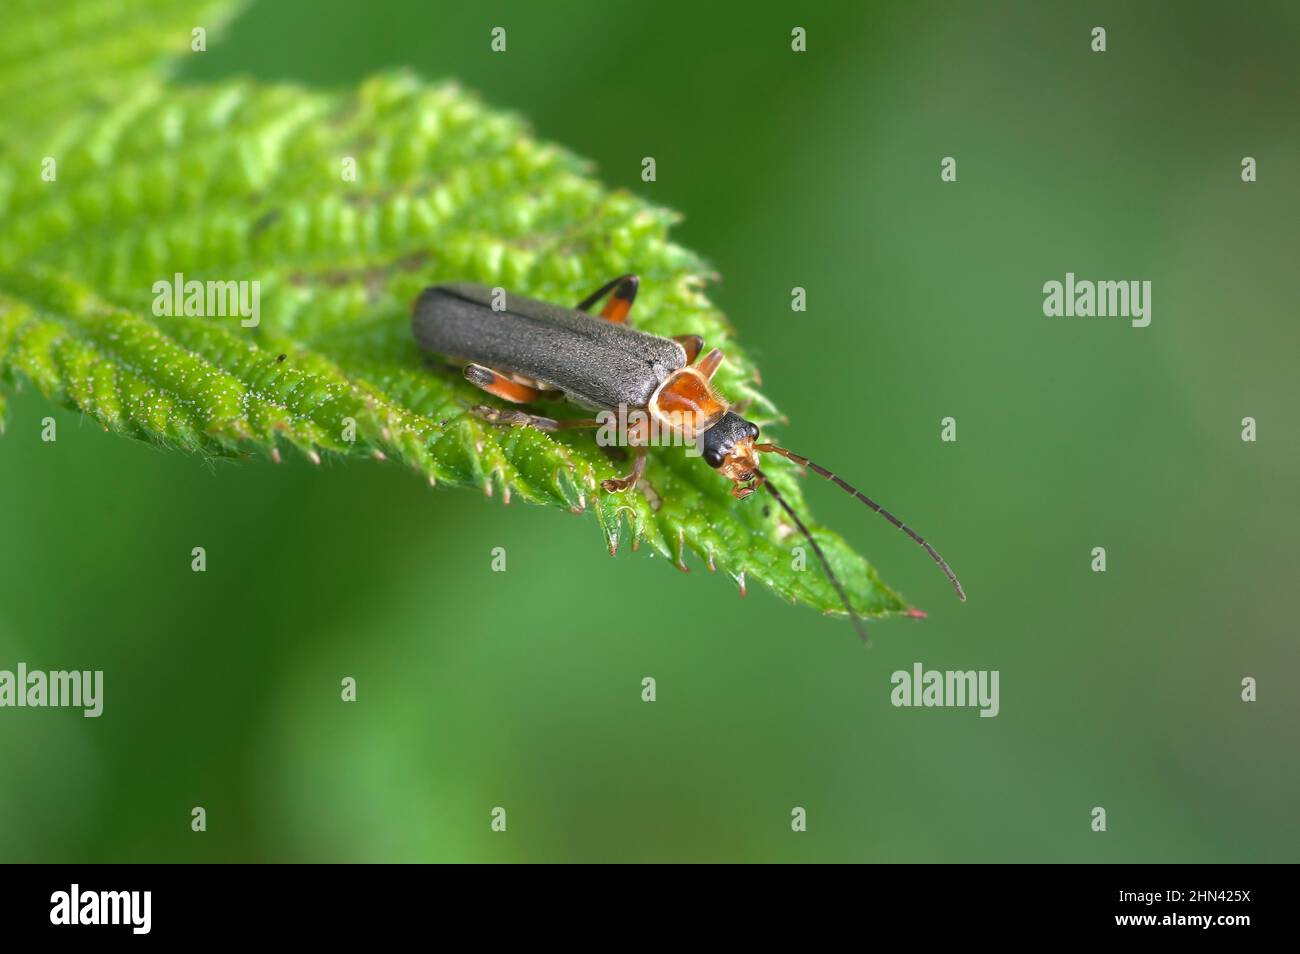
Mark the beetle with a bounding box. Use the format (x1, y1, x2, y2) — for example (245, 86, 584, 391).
(412, 274, 965, 640)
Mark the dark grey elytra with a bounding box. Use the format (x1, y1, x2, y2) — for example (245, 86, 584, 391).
(411, 283, 686, 411)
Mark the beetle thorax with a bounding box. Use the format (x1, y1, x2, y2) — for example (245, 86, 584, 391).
(647, 368, 728, 439)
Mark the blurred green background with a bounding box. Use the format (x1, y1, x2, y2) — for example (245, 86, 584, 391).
(2, 0, 1297, 862)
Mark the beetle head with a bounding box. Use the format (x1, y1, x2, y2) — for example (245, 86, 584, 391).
(701, 411, 762, 498)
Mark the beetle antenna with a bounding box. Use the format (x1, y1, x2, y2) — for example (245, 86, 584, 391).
(754, 466, 870, 644)
(756, 444, 966, 602)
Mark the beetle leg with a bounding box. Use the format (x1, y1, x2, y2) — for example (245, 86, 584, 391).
(672, 334, 705, 364)
(470, 405, 600, 433)
(575, 273, 639, 324)
(464, 363, 546, 403)
(601, 445, 647, 492)
(695, 348, 724, 380)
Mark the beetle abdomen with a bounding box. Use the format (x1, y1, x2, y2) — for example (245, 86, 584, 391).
(412, 283, 687, 410)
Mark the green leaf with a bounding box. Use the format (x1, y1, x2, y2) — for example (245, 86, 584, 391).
(0, 1, 914, 625)
(0, 0, 247, 141)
